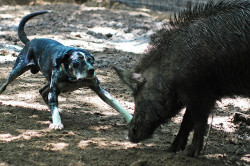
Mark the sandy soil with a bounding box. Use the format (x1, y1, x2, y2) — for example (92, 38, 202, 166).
(0, 2, 249, 166)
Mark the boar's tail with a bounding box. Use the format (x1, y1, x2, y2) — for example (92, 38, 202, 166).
(18, 10, 50, 44)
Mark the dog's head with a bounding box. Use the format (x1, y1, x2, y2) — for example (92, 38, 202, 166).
(56, 49, 95, 81)
(66, 50, 95, 80)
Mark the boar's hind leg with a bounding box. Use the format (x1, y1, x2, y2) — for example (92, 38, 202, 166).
(169, 108, 193, 152)
(185, 99, 214, 157)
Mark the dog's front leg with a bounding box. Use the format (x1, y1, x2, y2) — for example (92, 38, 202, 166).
(48, 68, 63, 130)
(89, 78, 132, 123)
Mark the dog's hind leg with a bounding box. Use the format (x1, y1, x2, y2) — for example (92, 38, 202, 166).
(39, 84, 62, 110)
(39, 84, 50, 105)
(0, 52, 32, 94)
(89, 78, 132, 123)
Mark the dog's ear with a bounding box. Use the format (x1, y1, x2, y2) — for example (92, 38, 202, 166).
(53, 48, 72, 68)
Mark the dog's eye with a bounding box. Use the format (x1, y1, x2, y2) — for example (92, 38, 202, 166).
(73, 61, 80, 68)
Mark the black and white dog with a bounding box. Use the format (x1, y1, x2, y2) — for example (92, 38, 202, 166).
(0, 11, 132, 129)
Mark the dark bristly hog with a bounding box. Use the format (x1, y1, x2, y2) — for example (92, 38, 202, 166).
(114, 0, 250, 157)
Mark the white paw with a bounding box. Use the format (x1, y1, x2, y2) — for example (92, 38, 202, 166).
(49, 123, 64, 130)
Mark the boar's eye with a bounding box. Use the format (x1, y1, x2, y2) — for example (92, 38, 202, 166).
(132, 84, 144, 96)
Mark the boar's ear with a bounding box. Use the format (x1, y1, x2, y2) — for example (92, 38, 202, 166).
(113, 66, 146, 91)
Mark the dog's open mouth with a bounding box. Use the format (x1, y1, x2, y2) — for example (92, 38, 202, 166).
(68, 75, 94, 82)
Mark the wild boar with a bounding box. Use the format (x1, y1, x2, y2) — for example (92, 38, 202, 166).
(114, 0, 250, 157)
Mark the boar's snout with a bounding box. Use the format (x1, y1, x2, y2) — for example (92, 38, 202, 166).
(128, 100, 162, 143)
(128, 123, 141, 143)
(128, 118, 155, 143)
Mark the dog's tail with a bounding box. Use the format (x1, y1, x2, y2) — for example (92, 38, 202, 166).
(18, 10, 50, 44)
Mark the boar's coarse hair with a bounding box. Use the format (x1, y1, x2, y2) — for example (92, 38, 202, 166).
(134, 0, 250, 104)
(137, 0, 249, 74)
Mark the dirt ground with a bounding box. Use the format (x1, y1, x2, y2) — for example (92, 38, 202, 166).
(0, 2, 249, 166)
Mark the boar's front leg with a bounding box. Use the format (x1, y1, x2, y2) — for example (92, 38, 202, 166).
(185, 99, 214, 157)
(169, 108, 193, 152)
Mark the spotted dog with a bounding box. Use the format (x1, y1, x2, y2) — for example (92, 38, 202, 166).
(0, 11, 132, 129)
